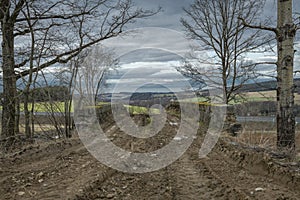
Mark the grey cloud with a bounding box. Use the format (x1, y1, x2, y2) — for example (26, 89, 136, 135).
(131, 0, 299, 31)
(131, 0, 193, 30)
(101, 0, 300, 93)
(119, 48, 182, 64)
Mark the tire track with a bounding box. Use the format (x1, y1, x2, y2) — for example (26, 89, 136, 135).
(201, 144, 300, 200)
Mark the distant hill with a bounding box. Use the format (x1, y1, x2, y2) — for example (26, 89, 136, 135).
(237, 78, 300, 93)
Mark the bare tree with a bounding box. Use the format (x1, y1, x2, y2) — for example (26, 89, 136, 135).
(58, 46, 117, 138)
(0, 0, 158, 141)
(179, 0, 273, 104)
(74, 46, 117, 104)
(240, 0, 299, 152)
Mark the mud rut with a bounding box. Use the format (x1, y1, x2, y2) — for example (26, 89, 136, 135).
(0, 116, 299, 200)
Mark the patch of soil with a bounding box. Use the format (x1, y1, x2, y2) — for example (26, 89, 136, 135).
(0, 113, 299, 200)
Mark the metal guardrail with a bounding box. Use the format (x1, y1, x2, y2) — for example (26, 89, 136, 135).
(236, 116, 300, 123)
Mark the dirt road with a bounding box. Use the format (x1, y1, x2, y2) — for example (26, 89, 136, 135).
(0, 116, 299, 200)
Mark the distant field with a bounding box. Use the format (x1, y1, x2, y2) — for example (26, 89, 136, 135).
(243, 91, 300, 104)
(0, 101, 68, 113)
(0, 102, 116, 113)
(124, 105, 161, 115)
(182, 90, 300, 105)
(1, 91, 299, 114)
(85, 103, 161, 115)
(181, 97, 210, 103)
(241, 91, 276, 101)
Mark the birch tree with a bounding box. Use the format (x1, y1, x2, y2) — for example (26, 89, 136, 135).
(240, 0, 299, 152)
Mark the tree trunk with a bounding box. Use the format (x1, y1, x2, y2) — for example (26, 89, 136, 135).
(31, 97, 35, 136)
(64, 98, 70, 138)
(15, 93, 20, 135)
(24, 91, 32, 138)
(1, 18, 16, 140)
(276, 0, 296, 151)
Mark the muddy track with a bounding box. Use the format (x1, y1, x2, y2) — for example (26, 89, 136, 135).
(164, 147, 247, 200)
(0, 115, 299, 200)
(74, 116, 300, 200)
(202, 149, 300, 200)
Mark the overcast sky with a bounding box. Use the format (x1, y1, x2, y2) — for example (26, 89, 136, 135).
(131, 0, 299, 31)
(97, 0, 300, 93)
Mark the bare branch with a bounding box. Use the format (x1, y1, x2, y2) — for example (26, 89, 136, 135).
(12, 0, 159, 79)
(17, 35, 109, 79)
(238, 17, 277, 33)
(11, 0, 26, 21)
(180, 0, 272, 103)
(15, 11, 91, 23)
(242, 61, 278, 68)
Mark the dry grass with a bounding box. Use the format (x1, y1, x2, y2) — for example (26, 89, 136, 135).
(0, 115, 66, 138)
(234, 130, 277, 149)
(228, 122, 300, 154)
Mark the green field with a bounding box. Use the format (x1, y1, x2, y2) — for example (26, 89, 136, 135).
(124, 105, 161, 115)
(0, 101, 68, 113)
